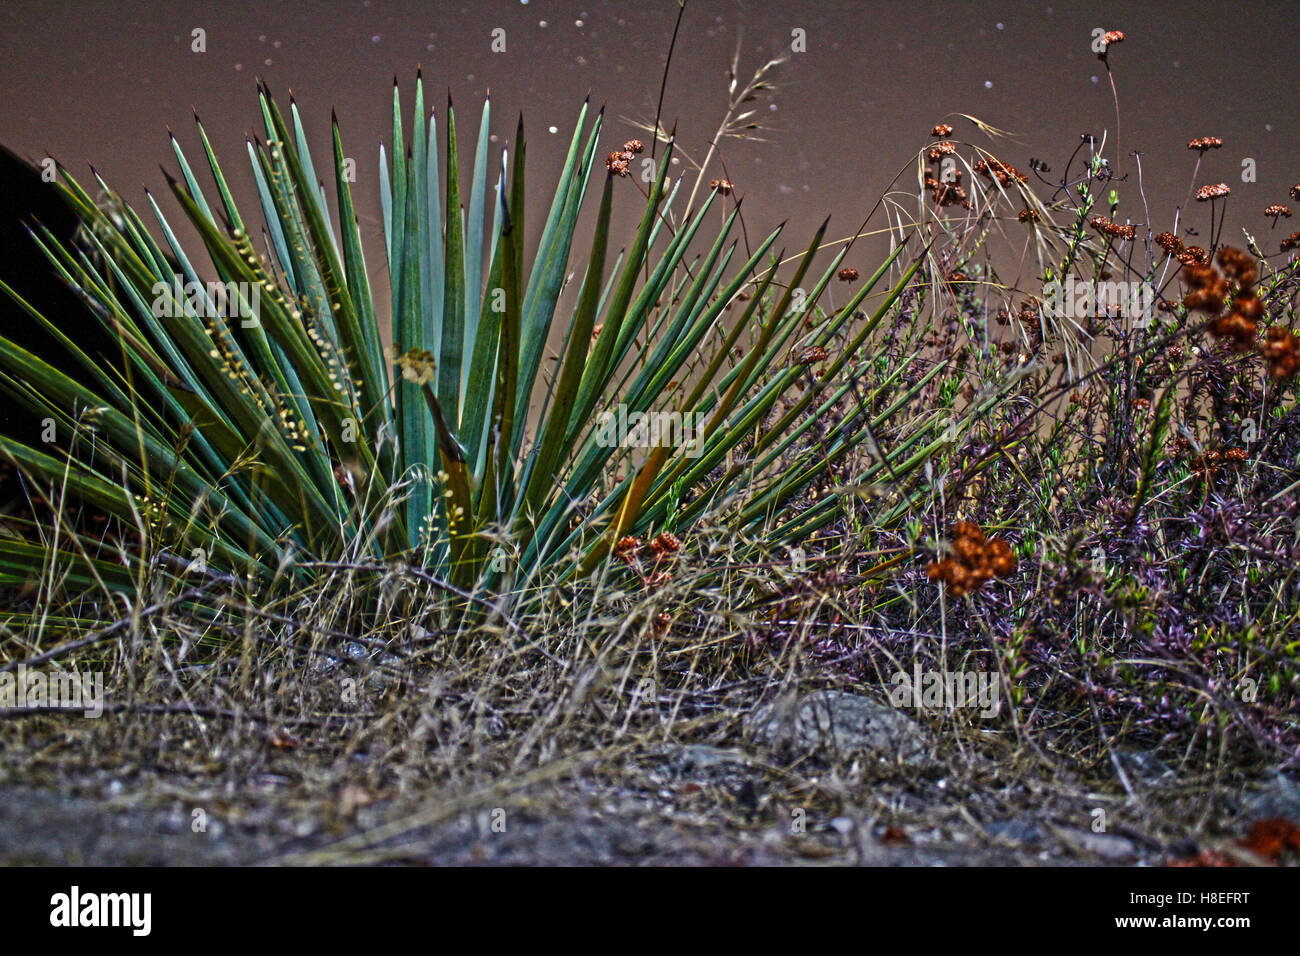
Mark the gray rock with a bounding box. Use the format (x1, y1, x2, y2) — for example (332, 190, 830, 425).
(1115, 749, 1174, 783)
(985, 813, 1044, 846)
(829, 816, 856, 836)
(1054, 828, 1135, 861)
(672, 745, 750, 772)
(747, 690, 929, 764)
(1241, 774, 1300, 822)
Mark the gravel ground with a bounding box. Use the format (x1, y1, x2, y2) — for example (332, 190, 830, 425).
(2, 689, 1291, 867)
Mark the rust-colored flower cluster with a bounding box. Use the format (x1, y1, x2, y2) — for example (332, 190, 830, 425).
(649, 531, 681, 556)
(1154, 231, 1183, 256)
(1261, 327, 1300, 379)
(605, 139, 645, 177)
(1181, 263, 1229, 314)
(924, 172, 969, 208)
(613, 534, 642, 563)
(1184, 247, 1260, 349)
(1174, 247, 1299, 378)
(1017, 207, 1041, 223)
(1097, 29, 1125, 58)
(604, 152, 628, 176)
(1291, 184, 1300, 201)
(1195, 182, 1231, 202)
(973, 157, 1027, 186)
(710, 178, 734, 195)
(1187, 136, 1223, 152)
(923, 146, 969, 209)
(614, 532, 684, 592)
(1184, 445, 1248, 477)
(1153, 233, 1202, 263)
(930, 123, 953, 137)
(837, 267, 860, 282)
(1281, 231, 1300, 252)
(1265, 203, 1292, 220)
(926, 141, 957, 162)
(616, 531, 680, 560)
(1169, 817, 1300, 867)
(1242, 818, 1300, 862)
(1089, 214, 1136, 241)
(1217, 246, 1259, 286)
(926, 522, 1017, 597)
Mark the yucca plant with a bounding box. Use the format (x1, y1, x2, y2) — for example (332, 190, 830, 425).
(0, 74, 959, 619)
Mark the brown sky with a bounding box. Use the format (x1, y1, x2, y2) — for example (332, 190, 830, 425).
(1, 0, 1297, 303)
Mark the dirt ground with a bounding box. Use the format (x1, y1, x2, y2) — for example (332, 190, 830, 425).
(3, 702, 1290, 866)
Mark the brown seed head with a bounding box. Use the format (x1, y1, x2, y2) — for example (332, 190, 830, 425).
(1261, 327, 1300, 379)
(650, 532, 682, 554)
(613, 535, 642, 559)
(931, 522, 1016, 595)
(1206, 311, 1257, 350)
(973, 157, 1027, 185)
(605, 151, 631, 176)
(926, 141, 957, 163)
(1216, 246, 1258, 285)
(1154, 232, 1184, 255)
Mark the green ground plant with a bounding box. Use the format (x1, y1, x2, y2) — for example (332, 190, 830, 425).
(0, 74, 952, 623)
